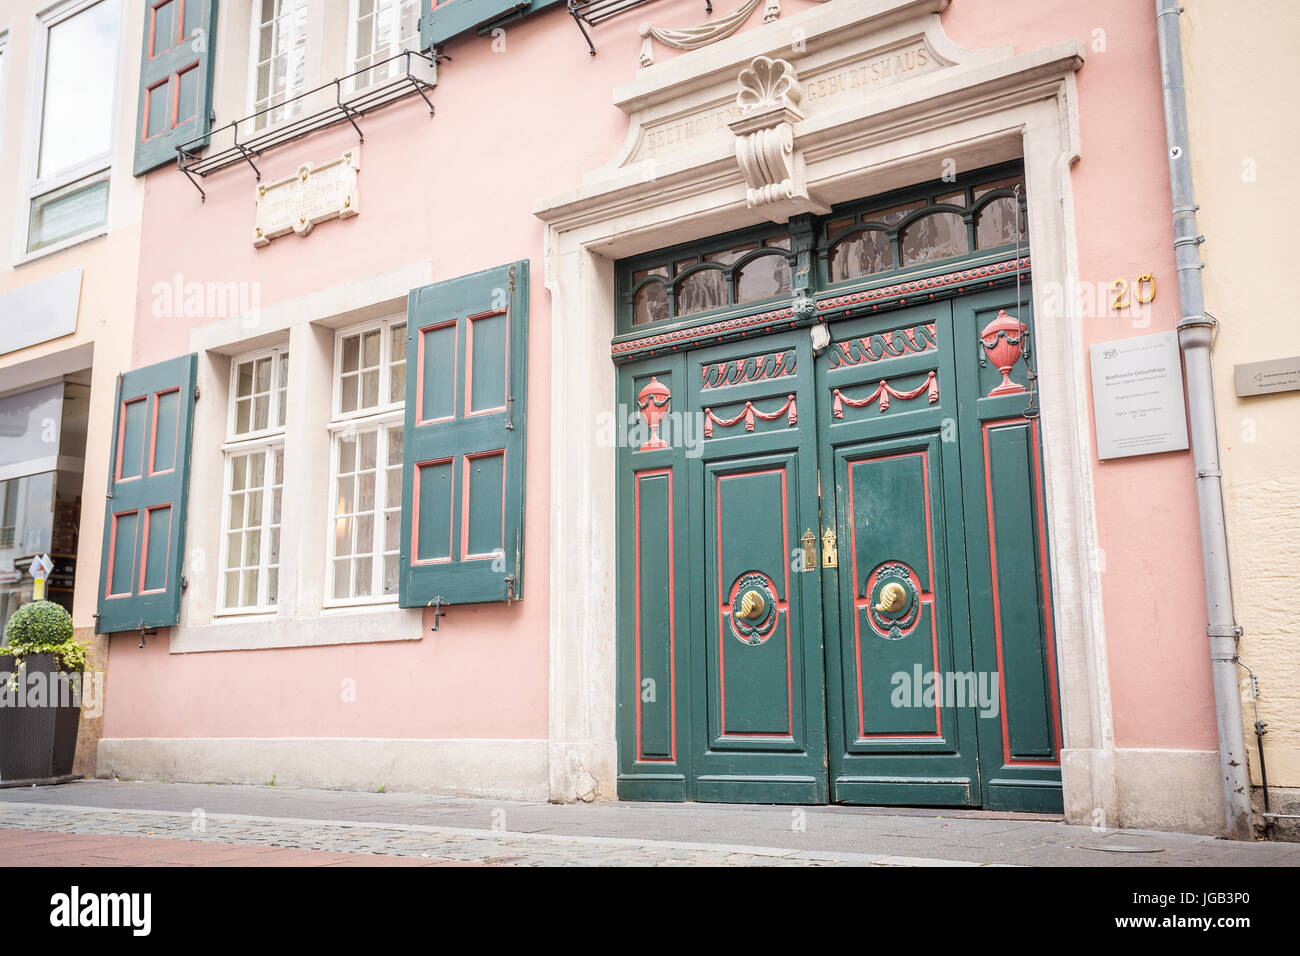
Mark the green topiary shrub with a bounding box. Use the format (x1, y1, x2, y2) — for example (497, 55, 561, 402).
(1, 601, 86, 673)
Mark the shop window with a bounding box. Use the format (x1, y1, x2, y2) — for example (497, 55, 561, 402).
(328, 317, 406, 604)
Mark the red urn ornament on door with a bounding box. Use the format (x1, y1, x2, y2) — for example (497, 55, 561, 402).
(979, 310, 1029, 396)
(636, 376, 671, 450)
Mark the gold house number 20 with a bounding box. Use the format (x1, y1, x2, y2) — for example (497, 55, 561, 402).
(1109, 273, 1156, 311)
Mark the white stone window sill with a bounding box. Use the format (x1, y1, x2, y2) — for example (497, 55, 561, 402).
(171, 601, 421, 654)
(13, 227, 108, 268)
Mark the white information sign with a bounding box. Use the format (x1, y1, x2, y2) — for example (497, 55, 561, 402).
(1090, 331, 1190, 460)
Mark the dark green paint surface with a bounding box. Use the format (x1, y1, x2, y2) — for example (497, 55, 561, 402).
(96, 354, 198, 633)
(399, 261, 527, 607)
(613, 176, 1061, 810)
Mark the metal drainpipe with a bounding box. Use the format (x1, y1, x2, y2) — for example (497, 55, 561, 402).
(1155, 0, 1253, 840)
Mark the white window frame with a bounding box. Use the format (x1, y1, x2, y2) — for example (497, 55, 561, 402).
(325, 315, 406, 607)
(226, 345, 291, 440)
(0, 29, 10, 164)
(245, 0, 310, 132)
(344, 0, 420, 93)
(15, 0, 125, 265)
(216, 346, 290, 615)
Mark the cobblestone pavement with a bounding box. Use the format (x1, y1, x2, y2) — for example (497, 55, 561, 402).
(0, 780, 1296, 866)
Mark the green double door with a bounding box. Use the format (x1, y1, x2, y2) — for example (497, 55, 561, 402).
(617, 287, 1063, 812)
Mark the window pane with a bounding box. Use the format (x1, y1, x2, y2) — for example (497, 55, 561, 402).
(830, 229, 892, 282)
(977, 196, 1024, 249)
(27, 177, 110, 252)
(633, 281, 669, 326)
(736, 253, 791, 303)
(900, 211, 969, 266)
(676, 270, 727, 316)
(38, 0, 121, 179)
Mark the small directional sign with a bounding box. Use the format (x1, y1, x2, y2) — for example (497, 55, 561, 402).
(1234, 355, 1300, 397)
(28, 553, 54, 600)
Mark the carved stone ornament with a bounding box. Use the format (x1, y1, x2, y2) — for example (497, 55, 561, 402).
(727, 56, 829, 222)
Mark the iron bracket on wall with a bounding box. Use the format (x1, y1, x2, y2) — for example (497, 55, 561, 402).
(175, 50, 440, 202)
(567, 0, 711, 56)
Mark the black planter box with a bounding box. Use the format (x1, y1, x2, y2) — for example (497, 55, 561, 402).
(0, 652, 83, 783)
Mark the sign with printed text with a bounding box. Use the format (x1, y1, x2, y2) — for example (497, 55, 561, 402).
(1234, 355, 1300, 397)
(1090, 331, 1190, 460)
(253, 148, 360, 247)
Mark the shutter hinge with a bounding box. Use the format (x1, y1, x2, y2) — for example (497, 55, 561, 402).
(429, 596, 447, 631)
(194, 385, 201, 401)
(504, 530, 520, 603)
(508, 266, 516, 294)
(505, 395, 514, 431)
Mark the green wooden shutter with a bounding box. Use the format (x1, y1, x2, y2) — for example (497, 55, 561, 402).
(96, 355, 198, 633)
(420, 0, 558, 48)
(133, 0, 219, 176)
(399, 262, 528, 607)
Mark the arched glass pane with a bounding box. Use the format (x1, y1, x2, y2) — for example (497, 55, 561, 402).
(706, 243, 757, 265)
(976, 196, 1023, 249)
(830, 229, 892, 282)
(633, 280, 669, 325)
(676, 269, 728, 316)
(900, 211, 968, 266)
(736, 253, 792, 303)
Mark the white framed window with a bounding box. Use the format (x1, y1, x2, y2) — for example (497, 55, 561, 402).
(217, 347, 290, 613)
(248, 0, 309, 131)
(347, 0, 420, 90)
(20, 0, 123, 259)
(228, 347, 290, 438)
(327, 316, 406, 605)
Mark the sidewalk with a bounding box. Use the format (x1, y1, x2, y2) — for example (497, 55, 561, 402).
(0, 780, 1295, 866)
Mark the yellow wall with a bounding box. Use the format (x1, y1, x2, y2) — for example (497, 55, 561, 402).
(0, 0, 145, 631)
(1183, 0, 1300, 790)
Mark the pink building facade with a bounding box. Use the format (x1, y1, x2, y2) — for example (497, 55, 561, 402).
(93, 0, 1237, 834)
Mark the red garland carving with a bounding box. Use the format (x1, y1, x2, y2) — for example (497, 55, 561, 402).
(703, 394, 797, 437)
(832, 371, 938, 418)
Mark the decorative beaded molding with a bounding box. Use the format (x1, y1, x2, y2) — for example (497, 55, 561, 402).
(831, 371, 937, 417)
(816, 256, 1031, 315)
(703, 394, 798, 436)
(610, 256, 1030, 363)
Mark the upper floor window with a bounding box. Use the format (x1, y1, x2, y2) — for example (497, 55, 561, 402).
(25, 0, 123, 256)
(250, 0, 308, 130)
(350, 0, 420, 89)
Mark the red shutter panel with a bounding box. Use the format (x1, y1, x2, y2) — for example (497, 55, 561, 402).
(96, 355, 198, 633)
(399, 262, 528, 607)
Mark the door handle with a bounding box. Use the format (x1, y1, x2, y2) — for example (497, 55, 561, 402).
(738, 589, 767, 621)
